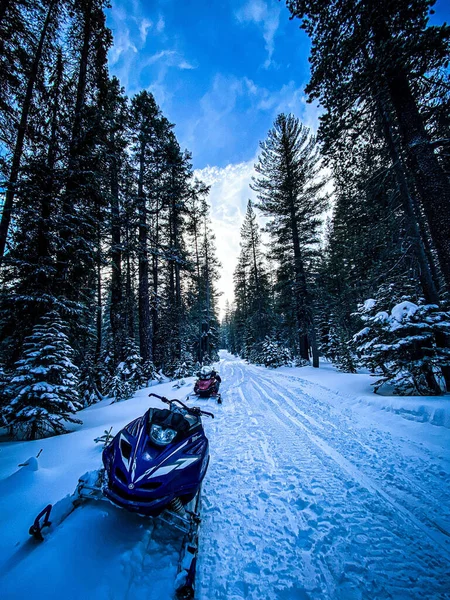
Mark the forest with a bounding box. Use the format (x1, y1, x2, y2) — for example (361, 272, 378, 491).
(223, 0, 450, 398)
(0, 0, 221, 439)
(1, 0, 450, 441)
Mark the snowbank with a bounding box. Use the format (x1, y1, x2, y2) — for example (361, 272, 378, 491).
(276, 360, 450, 430)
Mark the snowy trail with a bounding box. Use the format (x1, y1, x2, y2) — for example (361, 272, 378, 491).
(197, 353, 450, 600)
(1, 354, 450, 599)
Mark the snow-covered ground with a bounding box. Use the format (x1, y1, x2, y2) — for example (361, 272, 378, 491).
(1, 351, 449, 599)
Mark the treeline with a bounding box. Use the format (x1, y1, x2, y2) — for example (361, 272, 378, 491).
(0, 1, 220, 439)
(222, 0, 450, 396)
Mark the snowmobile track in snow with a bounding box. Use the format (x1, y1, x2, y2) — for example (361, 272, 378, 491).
(249, 370, 450, 557)
(196, 355, 450, 600)
(253, 368, 450, 551)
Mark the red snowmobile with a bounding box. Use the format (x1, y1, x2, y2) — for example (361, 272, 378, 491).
(193, 367, 222, 404)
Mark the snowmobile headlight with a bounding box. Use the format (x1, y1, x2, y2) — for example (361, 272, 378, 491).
(150, 424, 177, 446)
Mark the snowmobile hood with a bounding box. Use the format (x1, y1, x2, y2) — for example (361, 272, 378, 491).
(102, 407, 209, 516)
(197, 378, 215, 390)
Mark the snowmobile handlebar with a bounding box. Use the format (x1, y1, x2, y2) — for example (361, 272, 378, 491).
(148, 393, 215, 419)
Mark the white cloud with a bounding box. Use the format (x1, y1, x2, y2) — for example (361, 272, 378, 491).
(178, 60, 196, 70)
(146, 49, 177, 65)
(156, 15, 165, 33)
(107, 2, 173, 97)
(182, 74, 248, 163)
(139, 18, 152, 43)
(108, 26, 138, 68)
(236, 0, 281, 68)
(255, 81, 321, 131)
(195, 159, 260, 318)
(145, 50, 197, 71)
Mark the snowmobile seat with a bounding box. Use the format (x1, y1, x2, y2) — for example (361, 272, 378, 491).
(148, 408, 190, 434)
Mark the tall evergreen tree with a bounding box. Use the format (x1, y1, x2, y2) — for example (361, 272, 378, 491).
(231, 200, 272, 360)
(286, 0, 450, 292)
(252, 114, 328, 367)
(103, 77, 129, 368)
(0, 0, 63, 261)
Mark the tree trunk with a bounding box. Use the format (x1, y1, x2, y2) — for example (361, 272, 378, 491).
(287, 174, 317, 364)
(309, 321, 319, 368)
(68, 1, 91, 169)
(170, 168, 182, 361)
(151, 198, 159, 363)
(203, 217, 210, 359)
(138, 140, 152, 362)
(125, 220, 134, 340)
(56, 0, 92, 294)
(95, 256, 102, 364)
(376, 91, 441, 305)
(191, 210, 202, 362)
(385, 68, 450, 292)
(0, 0, 58, 261)
(109, 130, 123, 365)
(250, 219, 263, 338)
(37, 49, 63, 287)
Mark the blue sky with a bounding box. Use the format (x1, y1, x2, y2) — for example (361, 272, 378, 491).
(106, 0, 450, 314)
(106, 0, 318, 312)
(106, 0, 315, 170)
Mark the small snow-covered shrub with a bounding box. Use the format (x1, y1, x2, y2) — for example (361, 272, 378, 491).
(5, 311, 82, 439)
(259, 338, 291, 368)
(353, 297, 450, 395)
(166, 351, 196, 380)
(326, 326, 357, 373)
(94, 427, 113, 447)
(319, 313, 357, 373)
(247, 342, 263, 364)
(200, 353, 213, 366)
(78, 357, 103, 407)
(294, 356, 310, 367)
(107, 338, 144, 402)
(142, 360, 158, 384)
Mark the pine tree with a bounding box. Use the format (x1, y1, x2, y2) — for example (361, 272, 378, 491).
(252, 114, 328, 366)
(0, 0, 63, 261)
(258, 337, 292, 368)
(231, 200, 273, 360)
(239, 200, 272, 353)
(103, 76, 130, 368)
(4, 311, 82, 439)
(286, 0, 450, 292)
(129, 91, 163, 364)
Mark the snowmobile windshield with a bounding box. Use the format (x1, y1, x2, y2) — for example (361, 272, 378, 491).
(147, 408, 190, 440)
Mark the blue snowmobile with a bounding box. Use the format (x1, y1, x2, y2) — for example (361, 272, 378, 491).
(29, 393, 214, 599)
(102, 393, 213, 517)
